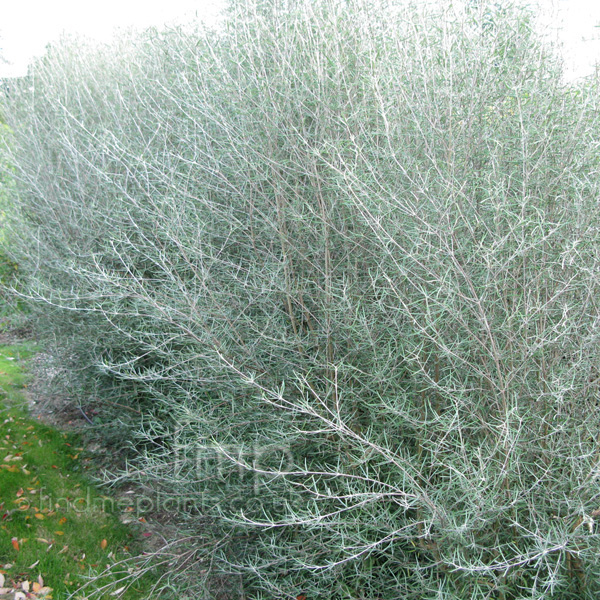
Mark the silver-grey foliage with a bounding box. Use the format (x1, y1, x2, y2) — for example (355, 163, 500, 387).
(3, 0, 600, 597)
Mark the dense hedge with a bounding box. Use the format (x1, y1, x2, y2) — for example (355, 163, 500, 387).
(0, 123, 22, 314)
(3, 1, 600, 598)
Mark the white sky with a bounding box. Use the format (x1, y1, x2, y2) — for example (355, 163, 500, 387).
(0, 0, 599, 80)
(543, 0, 600, 80)
(0, 0, 225, 78)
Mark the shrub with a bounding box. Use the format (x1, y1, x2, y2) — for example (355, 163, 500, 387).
(0, 122, 24, 321)
(3, 1, 600, 598)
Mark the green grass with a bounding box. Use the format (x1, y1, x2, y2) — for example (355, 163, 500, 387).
(0, 343, 162, 599)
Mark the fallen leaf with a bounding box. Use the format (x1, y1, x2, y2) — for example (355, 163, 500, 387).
(4, 455, 22, 462)
(34, 513, 45, 520)
(111, 586, 126, 596)
(11, 537, 19, 551)
(100, 539, 108, 549)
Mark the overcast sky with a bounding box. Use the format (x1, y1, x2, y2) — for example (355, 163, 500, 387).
(548, 0, 600, 79)
(1, 0, 599, 81)
(0, 0, 225, 78)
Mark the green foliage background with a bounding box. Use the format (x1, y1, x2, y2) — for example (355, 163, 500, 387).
(3, 1, 600, 598)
